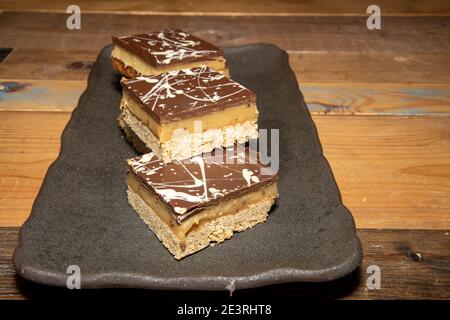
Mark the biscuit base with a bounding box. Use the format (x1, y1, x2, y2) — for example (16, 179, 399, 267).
(120, 108, 258, 161)
(127, 187, 274, 259)
(118, 114, 150, 154)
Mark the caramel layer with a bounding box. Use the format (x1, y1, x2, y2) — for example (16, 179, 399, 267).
(126, 173, 278, 243)
(121, 90, 259, 141)
(112, 45, 227, 76)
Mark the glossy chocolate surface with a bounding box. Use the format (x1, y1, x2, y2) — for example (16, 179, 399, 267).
(112, 29, 223, 67)
(128, 145, 277, 222)
(122, 66, 256, 123)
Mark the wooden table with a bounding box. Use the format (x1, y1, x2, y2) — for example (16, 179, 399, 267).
(0, 1, 449, 300)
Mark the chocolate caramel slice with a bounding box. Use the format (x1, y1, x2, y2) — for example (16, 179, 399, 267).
(126, 145, 278, 259)
(120, 66, 259, 162)
(112, 29, 228, 78)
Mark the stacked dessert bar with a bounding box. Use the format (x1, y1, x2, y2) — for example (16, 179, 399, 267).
(119, 67, 259, 162)
(112, 28, 228, 78)
(112, 29, 278, 259)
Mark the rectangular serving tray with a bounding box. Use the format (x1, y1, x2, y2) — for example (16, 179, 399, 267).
(13, 44, 362, 290)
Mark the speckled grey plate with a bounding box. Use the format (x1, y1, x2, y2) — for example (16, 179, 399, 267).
(13, 44, 362, 290)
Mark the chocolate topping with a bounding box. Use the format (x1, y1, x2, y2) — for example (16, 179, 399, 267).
(112, 29, 223, 68)
(122, 66, 257, 123)
(127, 145, 277, 223)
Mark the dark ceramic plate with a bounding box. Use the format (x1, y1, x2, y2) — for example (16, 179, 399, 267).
(13, 44, 362, 290)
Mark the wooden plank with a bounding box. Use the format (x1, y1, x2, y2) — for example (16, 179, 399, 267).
(1, 50, 450, 115)
(313, 115, 450, 230)
(302, 82, 450, 115)
(0, 112, 70, 226)
(0, 48, 95, 81)
(1, 0, 449, 16)
(3, 49, 450, 84)
(0, 111, 449, 229)
(1, 78, 449, 115)
(0, 79, 85, 112)
(1, 13, 449, 53)
(289, 52, 450, 84)
(1, 227, 449, 299)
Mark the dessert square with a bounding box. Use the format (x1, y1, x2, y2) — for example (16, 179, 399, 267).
(119, 66, 259, 162)
(126, 146, 278, 259)
(112, 29, 228, 78)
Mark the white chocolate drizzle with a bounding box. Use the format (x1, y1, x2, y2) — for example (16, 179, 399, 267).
(128, 148, 275, 217)
(119, 29, 220, 65)
(124, 66, 250, 119)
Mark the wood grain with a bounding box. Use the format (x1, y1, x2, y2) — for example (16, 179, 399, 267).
(1, 13, 449, 53)
(1, 227, 448, 299)
(0, 48, 96, 81)
(290, 52, 450, 84)
(1, 49, 449, 115)
(0, 111, 448, 229)
(313, 116, 450, 229)
(1, 13, 448, 115)
(0, 111, 69, 226)
(302, 82, 450, 115)
(0, 79, 85, 111)
(1, 78, 448, 115)
(1, 0, 449, 16)
(3, 49, 450, 84)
